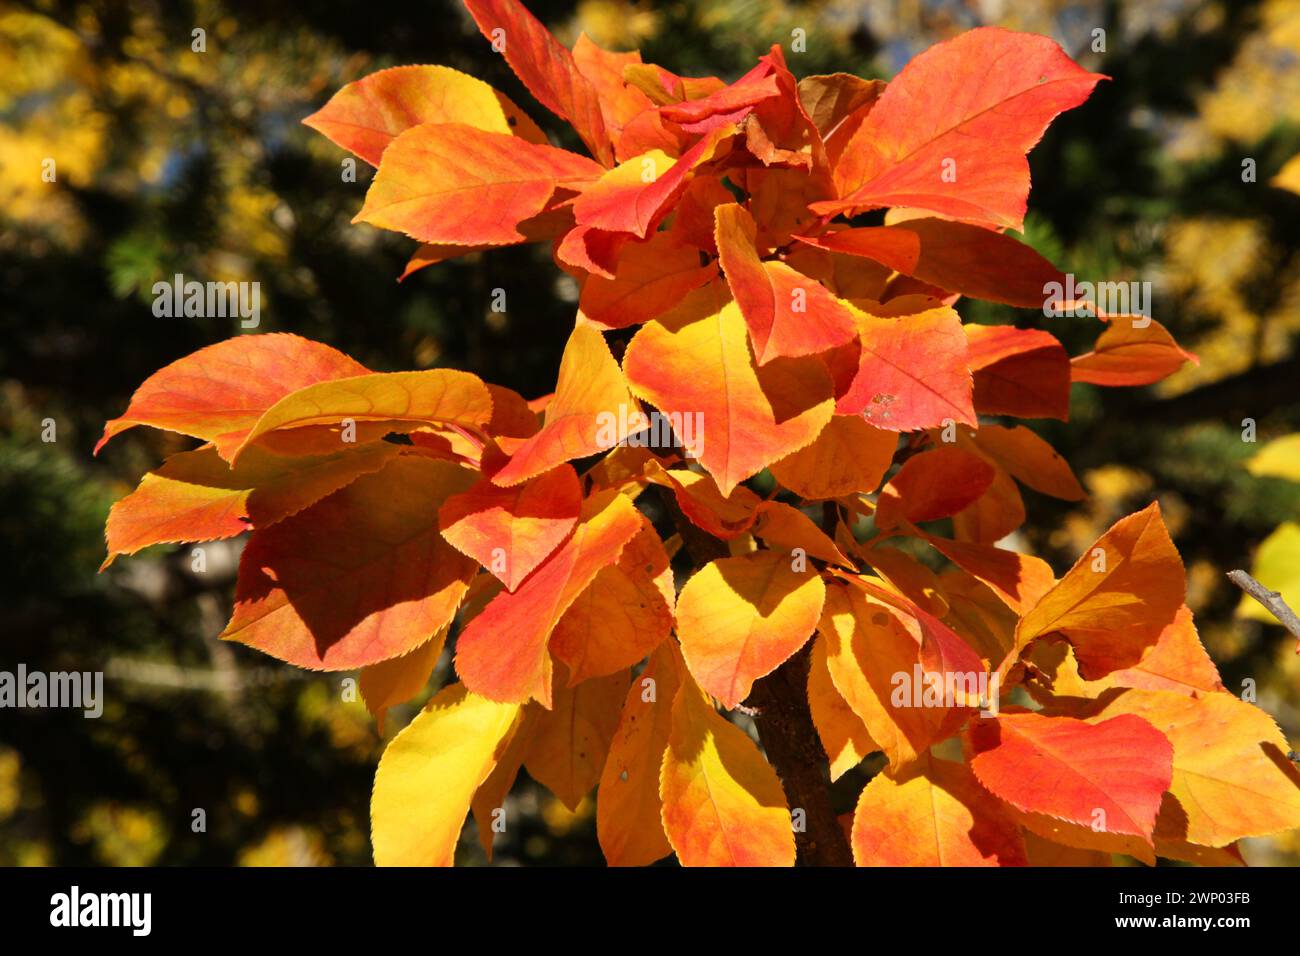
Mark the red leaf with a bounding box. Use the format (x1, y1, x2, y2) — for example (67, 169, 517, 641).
(969, 711, 1173, 844)
(463, 0, 614, 164)
(815, 28, 1104, 229)
(837, 306, 976, 431)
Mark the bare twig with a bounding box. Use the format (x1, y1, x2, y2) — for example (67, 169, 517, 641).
(1228, 569, 1300, 640)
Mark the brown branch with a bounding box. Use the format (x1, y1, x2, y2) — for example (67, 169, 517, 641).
(1228, 569, 1300, 639)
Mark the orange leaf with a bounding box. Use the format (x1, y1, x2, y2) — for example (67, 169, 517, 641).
(221, 457, 479, 670)
(597, 642, 682, 866)
(770, 414, 897, 499)
(926, 535, 1056, 617)
(550, 520, 674, 684)
(491, 323, 639, 486)
(875, 446, 995, 531)
(359, 628, 448, 732)
(463, 0, 613, 164)
(572, 129, 733, 238)
(523, 666, 628, 810)
(675, 550, 825, 709)
(355, 124, 603, 245)
(571, 34, 659, 163)
(837, 306, 975, 431)
(1071, 317, 1197, 386)
(817, 28, 1103, 229)
(969, 710, 1173, 845)
(645, 461, 761, 539)
(623, 281, 835, 496)
(95, 333, 369, 458)
(715, 204, 856, 363)
(1013, 502, 1184, 678)
(818, 582, 969, 769)
(453, 488, 644, 707)
(1086, 689, 1300, 848)
(439, 464, 582, 591)
(752, 501, 852, 567)
(659, 674, 795, 866)
(1081, 605, 1225, 696)
(967, 424, 1084, 501)
(852, 754, 1027, 866)
(104, 442, 399, 563)
(302, 64, 547, 167)
(800, 219, 1063, 308)
(965, 325, 1070, 421)
(578, 231, 718, 329)
(807, 634, 876, 780)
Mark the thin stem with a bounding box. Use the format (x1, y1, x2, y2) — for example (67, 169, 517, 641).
(1228, 569, 1300, 640)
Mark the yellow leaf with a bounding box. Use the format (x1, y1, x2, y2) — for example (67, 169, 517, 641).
(371, 683, 520, 866)
(675, 550, 825, 709)
(597, 642, 682, 866)
(659, 675, 795, 866)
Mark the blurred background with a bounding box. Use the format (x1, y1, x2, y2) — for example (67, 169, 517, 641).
(2, 0, 1298, 866)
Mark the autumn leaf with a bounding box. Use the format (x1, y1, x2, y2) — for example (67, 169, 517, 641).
(816, 28, 1104, 229)
(770, 415, 897, 499)
(1071, 317, 1198, 386)
(302, 64, 547, 167)
(523, 666, 627, 811)
(852, 754, 1027, 866)
(799, 219, 1064, 308)
(836, 305, 976, 431)
(550, 520, 674, 684)
(874, 446, 995, 531)
(354, 124, 604, 246)
(623, 281, 835, 496)
(715, 203, 857, 363)
(966, 424, 1085, 501)
(453, 488, 644, 707)
(578, 230, 718, 329)
(462, 0, 613, 164)
(233, 368, 494, 462)
(675, 550, 824, 710)
(1012, 502, 1184, 678)
(1086, 689, 1300, 848)
(371, 682, 521, 866)
(438, 464, 582, 592)
(359, 628, 448, 733)
(659, 675, 796, 866)
(220, 457, 479, 671)
(818, 583, 966, 769)
(95, 333, 369, 458)
(490, 322, 640, 486)
(103, 442, 400, 566)
(968, 710, 1173, 847)
(597, 642, 681, 866)
(807, 634, 876, 781)
(965, 325, 1070, 421)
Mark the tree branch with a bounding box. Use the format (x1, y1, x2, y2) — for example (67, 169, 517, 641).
(747, 645, 854, 866)
(1228, 569, 1300, 639)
